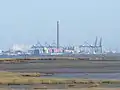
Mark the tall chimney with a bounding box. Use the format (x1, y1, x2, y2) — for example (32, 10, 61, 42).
(57, 21, 59, 49)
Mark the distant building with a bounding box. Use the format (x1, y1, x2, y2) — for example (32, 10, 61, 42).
(11, 44, 31, 52)
(33, 49, 40, 55)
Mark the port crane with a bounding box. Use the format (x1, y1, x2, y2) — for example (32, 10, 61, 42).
(79, 37, 102, 54)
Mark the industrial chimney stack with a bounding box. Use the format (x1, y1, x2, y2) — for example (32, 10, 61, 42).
(57, 21, 60, 49)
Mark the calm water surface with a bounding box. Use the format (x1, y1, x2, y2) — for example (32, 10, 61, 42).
(41, 73, 120, 80)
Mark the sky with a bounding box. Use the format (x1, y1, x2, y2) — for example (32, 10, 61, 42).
(0, 0, 120, 50)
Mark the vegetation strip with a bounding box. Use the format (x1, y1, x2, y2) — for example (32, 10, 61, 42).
(0, 71, 119, 85)
(0, 57, 120, 63)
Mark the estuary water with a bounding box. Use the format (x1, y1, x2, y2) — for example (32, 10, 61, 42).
(41, 73, 120, 80)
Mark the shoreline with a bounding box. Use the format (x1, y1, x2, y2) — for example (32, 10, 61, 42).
(0, 56, 120, 61)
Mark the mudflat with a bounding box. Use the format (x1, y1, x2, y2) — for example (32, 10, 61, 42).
(1, 59, 120, 73)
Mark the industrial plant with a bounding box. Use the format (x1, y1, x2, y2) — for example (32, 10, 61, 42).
(0, 21, 115, 57)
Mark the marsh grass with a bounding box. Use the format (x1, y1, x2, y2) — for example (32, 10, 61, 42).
(0, 71, 120, 85)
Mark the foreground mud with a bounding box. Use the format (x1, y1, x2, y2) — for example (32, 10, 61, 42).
(0, 71, 120, 89)
(0, 87, 120, 90)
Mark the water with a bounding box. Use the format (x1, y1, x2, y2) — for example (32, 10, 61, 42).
(42, 73, 120, 80)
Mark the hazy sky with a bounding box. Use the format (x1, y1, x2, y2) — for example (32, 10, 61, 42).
(0, 0, 119, 50)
